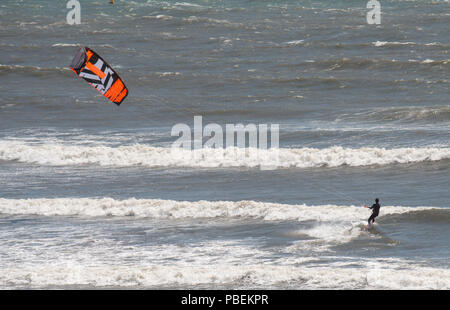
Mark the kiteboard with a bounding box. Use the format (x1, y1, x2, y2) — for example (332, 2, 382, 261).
(364, 223, 378, 232)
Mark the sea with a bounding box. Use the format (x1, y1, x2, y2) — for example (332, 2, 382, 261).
(0, 0, 449, 289)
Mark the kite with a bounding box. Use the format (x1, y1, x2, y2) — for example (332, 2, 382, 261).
(70, 47, 128, 105)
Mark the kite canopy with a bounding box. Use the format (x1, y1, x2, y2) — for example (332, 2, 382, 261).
(70, 47, 128, 105)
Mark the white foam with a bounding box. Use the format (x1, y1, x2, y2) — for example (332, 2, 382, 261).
(51, 43, 79, 47)
(420, 59, 449, 64)
(1, 141, 449, 168)
(373, 41, 417, 47)
(157, 71, 181, 76)
(174, 2, 206, 8)
(1, 258, 448, 289)
(0, 197, 440, 221)
(284, 40, 305, 46)
(143, 15, 174, 21)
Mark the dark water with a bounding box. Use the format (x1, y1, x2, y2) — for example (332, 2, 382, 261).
(0, 0, 449, 289)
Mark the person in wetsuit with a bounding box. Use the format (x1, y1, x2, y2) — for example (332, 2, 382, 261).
(366, 198, 381, 226)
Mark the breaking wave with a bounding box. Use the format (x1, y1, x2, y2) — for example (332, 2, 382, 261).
(0, 197, 443, 221)
(339, 106, 450, 122)
(0, 141, 449, 168)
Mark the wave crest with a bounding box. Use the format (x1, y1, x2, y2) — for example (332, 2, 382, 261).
(0, 197, 442, 221)
(340, 106, 450, 122)
(0, 141, 449, 168)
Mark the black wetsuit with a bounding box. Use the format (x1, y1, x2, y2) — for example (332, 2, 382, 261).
(368, 203, 381, 225)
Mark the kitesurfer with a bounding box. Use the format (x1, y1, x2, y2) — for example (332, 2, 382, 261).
(364, 198, 381, 227)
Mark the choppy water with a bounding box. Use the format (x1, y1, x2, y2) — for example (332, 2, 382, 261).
(0, 0, 449, 289)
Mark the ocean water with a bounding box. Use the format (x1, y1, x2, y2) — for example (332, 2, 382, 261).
(0, 0, 449, 289)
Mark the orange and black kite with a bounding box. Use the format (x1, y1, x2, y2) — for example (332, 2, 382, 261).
(70, 47, 128, 105)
